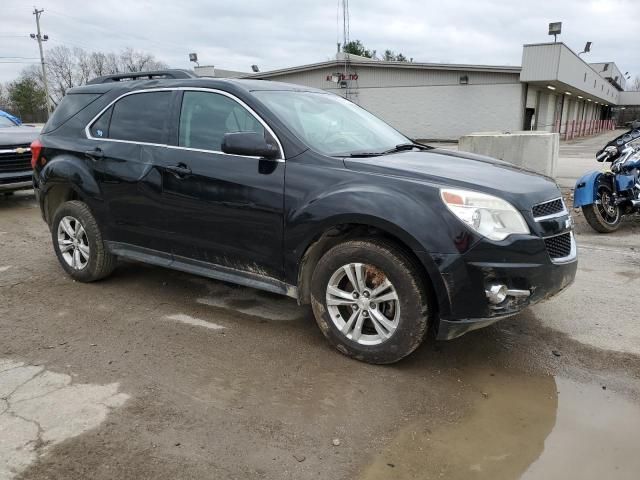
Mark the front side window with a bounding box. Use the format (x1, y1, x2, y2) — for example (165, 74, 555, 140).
(253, 90, 409, 156)
(106, 91, 171, 144)
(178, 91, 265, 151)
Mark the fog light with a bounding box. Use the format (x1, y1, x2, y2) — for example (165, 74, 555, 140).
(486, 284, 508, 304)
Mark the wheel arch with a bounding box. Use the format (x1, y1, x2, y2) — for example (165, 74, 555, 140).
(39, 154, 102, 225)
(294, 216, 445, 317)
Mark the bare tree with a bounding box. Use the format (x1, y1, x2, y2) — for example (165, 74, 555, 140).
(75, 48, 93, 86)
(43, 46, 168, 101)
(0, 83, 12, 112)
(633, 75, 640, 91)
(119, 47, 167, 72)
(46, 46, 78, 101)
(89, 51, 119, 77)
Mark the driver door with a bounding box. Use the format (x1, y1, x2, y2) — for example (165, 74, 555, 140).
(161, 90, 286, 280)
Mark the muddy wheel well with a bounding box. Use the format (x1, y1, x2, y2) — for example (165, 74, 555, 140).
(44, 184, 79, 226)
(297, 224, 435, 309)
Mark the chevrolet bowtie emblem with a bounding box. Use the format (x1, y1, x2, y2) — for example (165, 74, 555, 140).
(15, 147, 29, 154)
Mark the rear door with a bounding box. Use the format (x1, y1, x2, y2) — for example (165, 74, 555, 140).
(161, 89, 286, 279)
(86, 90, 173, 252)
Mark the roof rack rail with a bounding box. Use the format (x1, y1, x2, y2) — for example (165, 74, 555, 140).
(87, 69, 198, 85)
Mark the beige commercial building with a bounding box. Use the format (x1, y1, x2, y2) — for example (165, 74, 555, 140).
(196, 42, 640, 141)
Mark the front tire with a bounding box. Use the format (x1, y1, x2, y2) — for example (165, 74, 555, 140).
(582, 180, 622, 233)
(51, 200, 117, 282)
(310, 239, 430, 364)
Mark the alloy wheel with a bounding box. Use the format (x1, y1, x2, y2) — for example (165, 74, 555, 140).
(325, 263, 400, 346)
(57, 216, 90, 270)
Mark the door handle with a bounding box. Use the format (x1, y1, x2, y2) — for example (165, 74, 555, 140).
(85, 148, 104, 160)
(166, 163, 192, 178)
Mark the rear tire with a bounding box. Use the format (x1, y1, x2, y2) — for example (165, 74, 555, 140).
(582, 180, 622, 233)
(51, 200, 117, 282)
(310, 239, 430, 364)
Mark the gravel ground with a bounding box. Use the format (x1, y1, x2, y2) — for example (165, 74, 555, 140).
(1, 133, 640, 479)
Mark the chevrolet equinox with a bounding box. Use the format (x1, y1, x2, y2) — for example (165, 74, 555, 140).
(31, 70, 577, 364)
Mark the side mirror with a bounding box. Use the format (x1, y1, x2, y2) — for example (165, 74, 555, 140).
(221, 132, 280, 160)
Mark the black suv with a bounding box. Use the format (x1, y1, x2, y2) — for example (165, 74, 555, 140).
(32, 70, 577, 364)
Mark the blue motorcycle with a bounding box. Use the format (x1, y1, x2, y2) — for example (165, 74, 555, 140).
(574, 128, 640, 232)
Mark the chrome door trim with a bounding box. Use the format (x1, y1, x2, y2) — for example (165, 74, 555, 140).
(84, 86, 285, 162)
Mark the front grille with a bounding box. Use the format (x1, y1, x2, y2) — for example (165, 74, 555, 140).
(544, 232, 572, 259)
(532, 198, 565, 219)
(0, 145, 31, 173)
(0, 143, 31, 150)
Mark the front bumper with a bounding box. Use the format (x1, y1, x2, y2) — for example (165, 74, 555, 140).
(0, 171, 33, 192)
(424, 231, 578, 340)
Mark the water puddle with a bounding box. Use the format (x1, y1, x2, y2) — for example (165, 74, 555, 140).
(359, 368, 640, 479)
(522, 377, 640, 480)
(194, 281, 302, 321)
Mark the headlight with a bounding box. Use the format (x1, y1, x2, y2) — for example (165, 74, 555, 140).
(440, 188, 530, 241)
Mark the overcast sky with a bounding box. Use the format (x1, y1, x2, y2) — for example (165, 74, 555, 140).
(1, 0, 639, 85)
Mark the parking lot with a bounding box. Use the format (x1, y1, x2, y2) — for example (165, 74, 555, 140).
(1, 132, 640, 479)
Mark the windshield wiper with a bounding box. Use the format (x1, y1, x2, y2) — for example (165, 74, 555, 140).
(347, 152, 384, 158)
(381, 143, 433, 155)
(335, 143, 433, 158)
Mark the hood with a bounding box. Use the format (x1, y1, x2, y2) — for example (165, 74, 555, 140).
(344, 148, 560, 210)
(0, 125, 42, 147)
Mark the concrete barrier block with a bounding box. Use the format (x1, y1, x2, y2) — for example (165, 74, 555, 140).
(458, 131, 559, 178)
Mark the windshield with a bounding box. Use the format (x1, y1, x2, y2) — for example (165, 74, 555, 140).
(253, 90, 409, 156)
(0, 116, 17, 128)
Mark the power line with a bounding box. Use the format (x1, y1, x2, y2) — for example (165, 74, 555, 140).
(48, 38, 93, 51)
(44, 8, 191, 55)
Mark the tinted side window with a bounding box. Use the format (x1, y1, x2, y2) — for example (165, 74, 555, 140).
(90, 106, 112, 138)
(109, 91, 171, 143)
(42, 93, 102, 134)
(179, 91, 265, 151)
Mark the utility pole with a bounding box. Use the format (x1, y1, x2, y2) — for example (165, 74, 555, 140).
(32, 8, 52, 118)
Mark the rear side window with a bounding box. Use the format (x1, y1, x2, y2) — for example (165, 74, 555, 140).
(42, 93, 102, 133)
(178, 91, 264, 151)
(107, 91, 171, 144)
(90, 106, 112, 138)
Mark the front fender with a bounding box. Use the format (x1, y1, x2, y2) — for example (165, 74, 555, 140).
(284, 171, 477, 320)
(573, 171, 603, 208)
